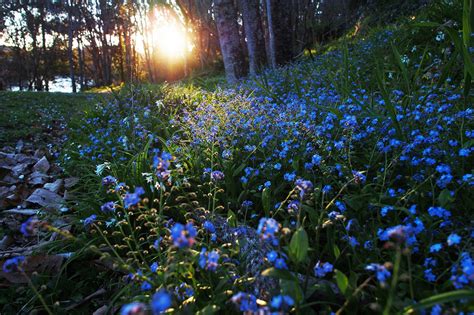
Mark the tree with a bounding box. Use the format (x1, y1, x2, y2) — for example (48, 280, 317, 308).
(66, 0, 76, 93)
(240, 0, 266, 75)
(214, 0, 246, 83)
(266, 0, 293, 66)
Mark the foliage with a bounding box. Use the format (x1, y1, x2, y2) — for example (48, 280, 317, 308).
(2, 1, 473, 314)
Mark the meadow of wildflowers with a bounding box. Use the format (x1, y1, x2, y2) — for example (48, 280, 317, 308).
(2, 1, 473, 314)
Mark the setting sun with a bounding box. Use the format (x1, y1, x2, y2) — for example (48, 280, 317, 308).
(155, 23, 188, 58)
(149, 8, 191, 60)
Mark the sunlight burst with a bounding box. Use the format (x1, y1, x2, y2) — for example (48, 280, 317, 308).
(151, 9, 190, 59)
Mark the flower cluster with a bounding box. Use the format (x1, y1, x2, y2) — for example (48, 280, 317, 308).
(170, 222, 197, 248)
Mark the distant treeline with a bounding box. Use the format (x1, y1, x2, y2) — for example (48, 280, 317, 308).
(0, 0, 428, 90)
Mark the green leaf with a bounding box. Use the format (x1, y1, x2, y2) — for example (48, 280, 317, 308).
(289, 227, 309, 263)
(227, 209, 237, 228)
(333, 245, 341, 259)
(438, 189, 454, 207)
(391, 43, 411, 94)
(232, 162, 247, 177)
(335, 270, 349, 295)
(262, 188, 271, 216)
(462, 0, 472, 47)
(403, 290, 474, 313)
(261, 267, 297, 281)
(280, 279, 304, 303)
(411, 21, 440, 28)
(196, 305, 220, 315)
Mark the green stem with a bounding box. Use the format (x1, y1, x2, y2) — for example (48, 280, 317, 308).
(383, 246, 402, 315)
(22, 270, 53, 315)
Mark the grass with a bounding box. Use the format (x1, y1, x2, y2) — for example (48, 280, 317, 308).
(0, 91, 98, 146)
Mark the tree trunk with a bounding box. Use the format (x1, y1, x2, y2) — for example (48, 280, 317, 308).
(67, 3, 77, 93)
(40, 7, 49, 92)
(265, 0, 276, 68)
(118, 31, 125, 83)
(214, 0, 246, 83)
(124, 28, 133, 81)
(266, 0, 293, 66)
(240, 0, 266, 76)
(77, 38, 85, 90)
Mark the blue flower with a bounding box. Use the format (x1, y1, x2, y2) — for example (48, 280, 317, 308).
(459, 148, 470, 157)
(311, 154, 322, 166)
(123, 187, 145, 209)
(153, 152, 173, 179)
(267, 250, 278, 262)
(335, 201, 347, 212)
(120, 302, 146, 315)
(241, 200, 253, 209)
(150, 262, 159, 273)
(257, 217, 280, 245)
(20, 217, 37, 237)
(171, 222, 197, 248)
(141, 281, 152, 291)
(151, 290, 172, 314)
(328, 211, 340, 220)
(430, 305, 442, 315)
(313, 261, 333, 278)
(462, 174, 474, 186)
(447, 233, 461, 246)
(211, 170, 225, 181)
(83, 214, 97, 227)
(102, 175, 117, 186)
(381, 206, 393, 217)
(436, 174, 452, 188)
(428, 207, 451, 219)
(287, 200, 300, 213)
(344, 235, 359, 247)
(450, 252, 474, 289)
(430, 243, 443, 253)
(295, 179, 313, 198)
(322, 185, 332, 194)
(100, 201, 116, 213)
(270, 295, 294, 310)
(2, 256, 25, 273)
(222, 149, 232, 159)
(366, 263, 391, 283)
(352, 170, 367, 184)
(154, 237, 163, 249)
(424, 268, 436, 282)
(231, 292, 258, 312)
(274, 257, 288, 269)
(175, 283, 194, 301)
(284, 172, 296, 182)
(203, 221, 216, 233)
(198, 248, 219, 271)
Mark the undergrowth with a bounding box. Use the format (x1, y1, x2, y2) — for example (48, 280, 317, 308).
(2, 0, 473, 314)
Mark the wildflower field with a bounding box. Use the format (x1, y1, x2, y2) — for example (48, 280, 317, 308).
(1, 1, 473, 314)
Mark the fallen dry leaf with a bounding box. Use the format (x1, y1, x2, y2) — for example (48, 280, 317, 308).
(44, 179, 63, 193)
(26, 188, 64, 211)
(32, 156, 50, 173)
(0, 254, 64, 284)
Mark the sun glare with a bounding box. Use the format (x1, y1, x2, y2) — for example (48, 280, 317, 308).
(149, 8, 191, 60)
(155, 23, 188, 58)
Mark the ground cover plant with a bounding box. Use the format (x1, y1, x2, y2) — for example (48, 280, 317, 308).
(1, 0, 473, 314)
